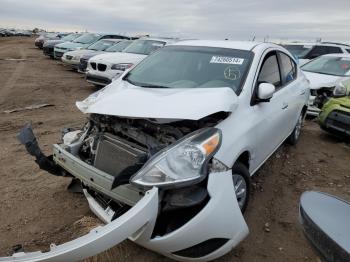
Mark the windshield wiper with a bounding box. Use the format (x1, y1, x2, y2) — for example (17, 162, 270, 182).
(139, 84, 169, 88)
(124, 77, 168, 88)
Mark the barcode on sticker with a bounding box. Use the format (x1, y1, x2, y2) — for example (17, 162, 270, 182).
(210, 56, 244, 65)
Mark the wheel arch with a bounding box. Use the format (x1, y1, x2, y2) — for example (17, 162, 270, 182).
(234, 151, 251, 169)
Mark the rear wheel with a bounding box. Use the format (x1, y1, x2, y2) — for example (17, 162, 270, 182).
(287, 112, 304, 145)
(232, 162, 251, 213)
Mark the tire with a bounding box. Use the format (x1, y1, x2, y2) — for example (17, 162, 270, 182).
(287, 111, 304, 145)
(231, 162, 251, 213)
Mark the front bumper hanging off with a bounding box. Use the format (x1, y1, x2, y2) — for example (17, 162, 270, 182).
(0, 187, 159, 262)
(8, 125, 249, 261)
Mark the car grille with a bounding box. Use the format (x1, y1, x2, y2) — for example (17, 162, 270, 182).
(79, 58, 88, 72)
(66, 55, 73, 60)
(55, 51, 64, 58)
(97, 63, 107, 71)
(326, 110, 350, 134)
(90, 62, 96, 70)
(86, 74, 112, 86)
(43, 46, 53, 55)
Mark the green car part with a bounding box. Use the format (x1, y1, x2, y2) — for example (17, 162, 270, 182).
(319, 79, 350, 136)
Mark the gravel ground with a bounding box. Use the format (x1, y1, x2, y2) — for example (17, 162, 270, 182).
(0, 37, 349, 261)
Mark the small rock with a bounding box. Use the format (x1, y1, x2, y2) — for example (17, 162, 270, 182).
(264, 222, 270, 232)
(278, 247, 283, 251)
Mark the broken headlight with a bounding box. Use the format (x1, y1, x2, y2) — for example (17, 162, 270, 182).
(130, 128, 222, 188)
(333, 82, 347, 97)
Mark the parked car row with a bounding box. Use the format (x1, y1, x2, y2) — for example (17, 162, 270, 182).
(0, 28, 33, 37)
(4, 38, 312, 262)
(37, 32, 178, 88)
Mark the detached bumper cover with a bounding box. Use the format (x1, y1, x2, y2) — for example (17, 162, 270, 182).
(0, 187, 159, 262)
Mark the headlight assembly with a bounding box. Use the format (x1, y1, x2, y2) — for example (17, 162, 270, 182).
(130, 128, 222, 188)
(111, 63, 133, 71)
(333, 82, 347, 97)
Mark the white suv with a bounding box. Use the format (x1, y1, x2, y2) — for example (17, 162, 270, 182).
(13, 40, 309, 262)
(282, 42, 350, 65)
(85, 38, 176, 87)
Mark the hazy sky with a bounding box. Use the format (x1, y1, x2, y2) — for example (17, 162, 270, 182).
(1, 0, 350, 42)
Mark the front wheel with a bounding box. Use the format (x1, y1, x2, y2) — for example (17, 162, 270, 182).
(232, 162, 251, 213)
(287, 112, 304, 145)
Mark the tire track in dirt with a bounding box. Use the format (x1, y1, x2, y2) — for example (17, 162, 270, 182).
(0, 45, 27, 107)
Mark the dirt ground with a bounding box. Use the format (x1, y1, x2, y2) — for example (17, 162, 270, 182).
(0, 37, 349, 261)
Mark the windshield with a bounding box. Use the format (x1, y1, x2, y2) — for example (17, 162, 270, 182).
(61, 33, 82, 42)
(46, 33, 58, 38)
(125, 46, 253, 94)
(73, 33, 100, 44)
(301, 56, 350, 76)
(123, 40, 165, 55)
(283, 44, 313, 58)
(87, 39, 116, 51)
(105, 40, 133, 52)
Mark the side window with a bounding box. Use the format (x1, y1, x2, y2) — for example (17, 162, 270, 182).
(305, 46, 328, 59)
(346, 49, 350, 53)
(278, 52, 297, 84)
(257, 53, 281, 88)
(327, 46, 342, 54)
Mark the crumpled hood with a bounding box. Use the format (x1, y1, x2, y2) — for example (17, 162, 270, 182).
(76, 80, 238, 120)
(303, 71, 344, 89)
(90, 52, 146, 64)
(56, 41, 89, 50)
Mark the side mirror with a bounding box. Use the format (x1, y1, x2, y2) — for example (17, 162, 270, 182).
(257, 83, 275, 102)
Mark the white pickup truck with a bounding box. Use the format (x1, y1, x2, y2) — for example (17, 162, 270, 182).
(10, 40, 309, 262)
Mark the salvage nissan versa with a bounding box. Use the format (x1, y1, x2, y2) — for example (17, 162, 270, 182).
(8, 40, 309, 261)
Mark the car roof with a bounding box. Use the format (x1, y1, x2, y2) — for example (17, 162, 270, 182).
(169, 40, 275, 51)
(282, 42, 350, 48)
(322, 53, 350, 58)
(97, 38, 125, 42)
(137, 37, 178, 44)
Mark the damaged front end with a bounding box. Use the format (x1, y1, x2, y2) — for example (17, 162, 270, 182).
(7, 112, 248, 261)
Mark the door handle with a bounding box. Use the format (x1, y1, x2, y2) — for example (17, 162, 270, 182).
(282, 103, 288, 110)
(299, 90, 306, 95)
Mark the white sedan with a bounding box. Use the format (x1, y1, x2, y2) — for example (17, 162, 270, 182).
(10, 40, 309, 262)
(301, 53, 350, 115)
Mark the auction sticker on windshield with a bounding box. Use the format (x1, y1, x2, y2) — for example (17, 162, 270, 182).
(210, 56, 244, 65)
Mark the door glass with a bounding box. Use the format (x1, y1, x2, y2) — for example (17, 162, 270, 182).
(258, 54, 281, 88)
(279, 52, 297, 84)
